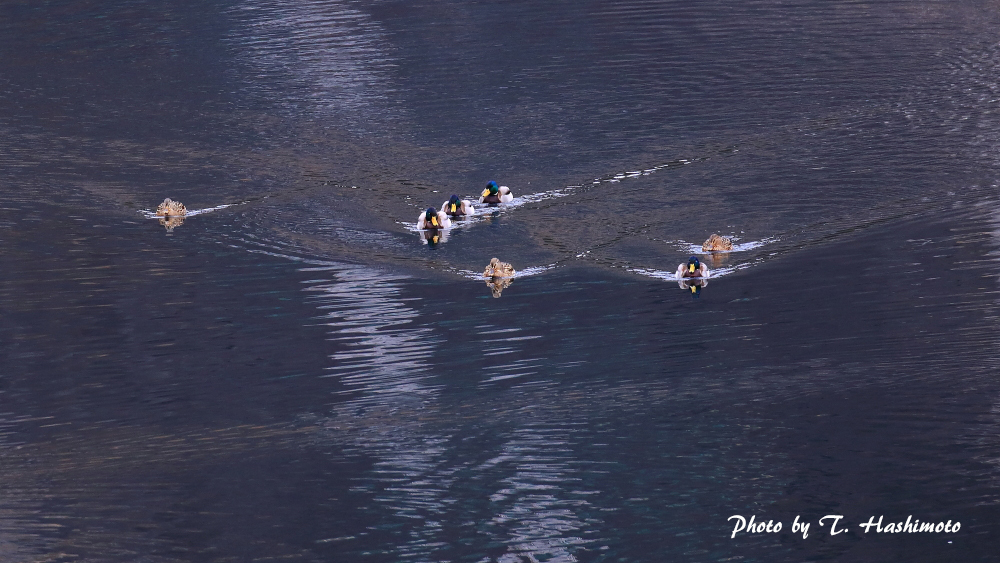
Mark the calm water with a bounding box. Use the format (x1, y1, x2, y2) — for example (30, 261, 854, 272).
(2, 0, 1000, 561)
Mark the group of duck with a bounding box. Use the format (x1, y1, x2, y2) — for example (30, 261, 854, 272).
(672, 233, 734, 296)
(414, 181, 734, 288)
(416, 181, 513, 230)
(414, 181, 517, 295)
(155, 181, 734, 295)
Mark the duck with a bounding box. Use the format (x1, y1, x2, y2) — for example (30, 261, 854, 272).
(676, 256, 709, 279)
(416, 207, 451, 230)
(483, 257, 516, 278)
(702, 234, 733, 252)
(156, 198, 187, 217)
(479, 181, 513, 204)
(441, 194, 476, 217)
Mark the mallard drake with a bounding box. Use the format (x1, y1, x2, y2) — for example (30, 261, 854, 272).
(479, 181, 513, 204)
(702, 234, 733, 252)
(442, 194, 476, 217)
(156, 198, 187, 217)
(417, 207, 451, 230)
(483, 257, 515, 278)
(676, 256, 709, 279)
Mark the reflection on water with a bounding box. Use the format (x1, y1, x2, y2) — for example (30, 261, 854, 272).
(4, 197, 1000, 561)
(224, 0, 399, 133)
(418, 228, 449, 247)
(5, 0, 1000, 561)
(488, 423, 595, 563)
(678, 277, 707, 298)
(485, 276, 513, 298)
(305, 264, 439, 404)
(702, 251, 730, 271)
(158, 214, 185, 232)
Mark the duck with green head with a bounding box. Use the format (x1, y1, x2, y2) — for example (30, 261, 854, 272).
(417, 207, 451, 230)
(479, 181, 513, 204)
(442, 194, 476, 217)
(676, 256, 709, 279)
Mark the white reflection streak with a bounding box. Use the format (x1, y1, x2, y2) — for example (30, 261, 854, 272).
(370, 436, 455, 559)
(305, 265, 438, 400)
(0, 417, 52, 561)
(227, 0, 395, 124)
(304, 264, 458, 555)
(485, 425, 592, 563)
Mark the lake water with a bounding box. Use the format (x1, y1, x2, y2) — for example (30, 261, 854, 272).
(2, 0, 1000, 561)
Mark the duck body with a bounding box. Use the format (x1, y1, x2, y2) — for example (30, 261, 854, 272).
(479, 181, 513, 204)
(156, 198, 187, 217)
(417, 207, 452, 230)
(676, 256, 710, 279)
(702, 234, 733, 252)
(483, 257, 515, 278)
(441, 195, 476, 217)
(483, 258, 515, 297)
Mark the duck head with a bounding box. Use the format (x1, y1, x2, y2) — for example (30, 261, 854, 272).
(448, 194, 461, 214)
(687, 256, 701, 274)
(482, 181, 499, 198)
(425, 207, 440, 228)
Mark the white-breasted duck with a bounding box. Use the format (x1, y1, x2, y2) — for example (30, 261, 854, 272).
(479, 181, 513, 204)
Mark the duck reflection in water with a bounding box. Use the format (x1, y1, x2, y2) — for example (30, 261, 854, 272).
(483, 258, 515, 298)
(420, 228, 449, 247)
(158, 215, 186, 233)
(702, 250, 729, 270)
(485, 276, 512, 298)
(678, 277, 707, 298)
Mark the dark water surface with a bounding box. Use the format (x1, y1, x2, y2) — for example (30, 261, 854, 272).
(3, 0, 1000, 561)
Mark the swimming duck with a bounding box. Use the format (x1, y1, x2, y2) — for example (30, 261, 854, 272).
(417, 207, 451, 230)
(483, 257, 516, 278)
(676, 256, 709, 279)
(156, 198, 187, 217)
(479, 181, 513, 204)
(702, 234, 733, 252)
(442, 194, 476, 217)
